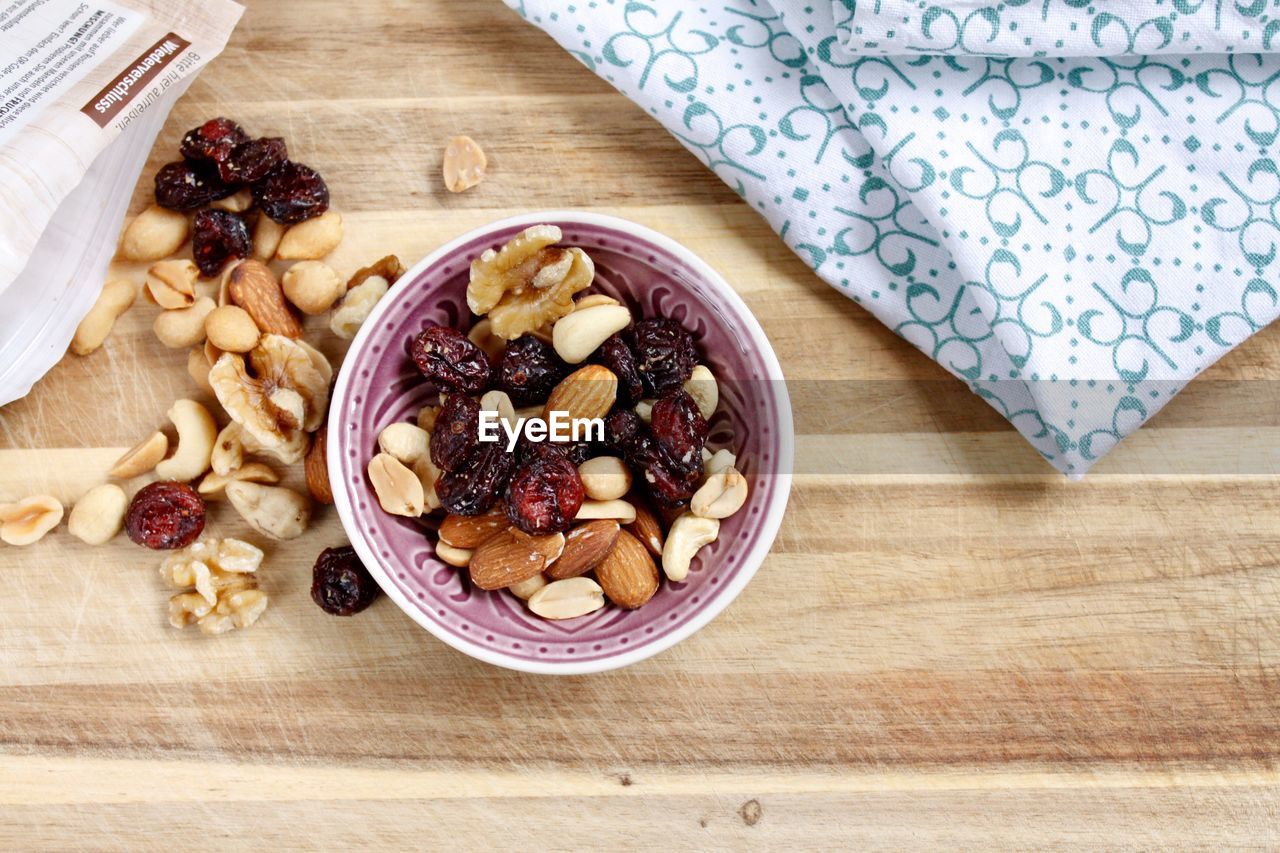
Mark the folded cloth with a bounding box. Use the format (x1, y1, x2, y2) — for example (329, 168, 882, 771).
(505, 0, 1280, 475)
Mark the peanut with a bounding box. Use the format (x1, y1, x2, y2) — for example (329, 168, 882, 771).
(508, 573, 548, 600)
(574, 499, 637, 523)
(205, 305, 260, 352)
(368, 452, 424, 517)
(71, 280, 136, 355)
(145, 259, 199, 309)
(282, 261, 345, 315)
(690, 466, 748, 519)
(377, 423, 430, 466)
(703, 448, 737, 477)
(67, 484, 128, 545)
(187, 348, 215, 395)
(119, 205, 189, 261)
(198, 462, 280, 497)
(277, 209, 344, 260)
(154, 297, 216, 348)
(527, 577, 605, 620)
(577, 456, 632, 501)
(109, 432, 168, 479)
(252, 215, 286, 262)
(0, 495, 64, 545)
(435, 540, 474, 568)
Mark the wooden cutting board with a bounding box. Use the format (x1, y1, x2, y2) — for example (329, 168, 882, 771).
(1, 1, 1278, 847)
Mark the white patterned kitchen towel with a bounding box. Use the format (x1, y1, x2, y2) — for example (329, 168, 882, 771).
(504, 0, 1280, 476)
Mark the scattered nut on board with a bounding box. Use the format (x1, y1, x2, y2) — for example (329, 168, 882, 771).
(71, 280, 136, 356)
(442, 135, 487, 192)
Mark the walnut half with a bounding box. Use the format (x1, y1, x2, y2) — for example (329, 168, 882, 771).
(466, 224, 594, 340)
(162, 537, 269, 636)
(209, 334, 331, 464)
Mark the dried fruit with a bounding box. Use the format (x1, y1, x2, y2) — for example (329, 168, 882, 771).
(443, 135, 487, 192)
(625, 432, 700, 508)
(595, 529, 659, 609)
(192, 210, 251, 278)
(543, 364, 617, 422)
(180, 118, 248, 164)
(253, 160, 330, 224)
(438, 506, 508, 549)
(125, 482, 206, 550)
(604, 408, 643, 454)
(467, 224, 594, 339)
(629, 317, 697, 395)
(209, 334, 331, 463)
(547, 519, 619, 579)
(434, 442, 515, 516)
(218, 136, 287, 184)
(527, 577, 605, 620)
(468, 528, 564, 591)
(498, 334, 567, 405)
(311, 545, 380, 616)
(649, 389, 709, 472)
(430, 393, 481, 473)
(228, 259, 304, 338)
(411, 324, 493, 393)
(661, 513, 719, 582)
(348, 254, 406, 289)
(154, 160, 236, 210)
(594, 335, 644, 406)
(505, 446, 584, 535)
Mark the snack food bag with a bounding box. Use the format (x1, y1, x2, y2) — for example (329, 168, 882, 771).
(0, 0, 243, 405)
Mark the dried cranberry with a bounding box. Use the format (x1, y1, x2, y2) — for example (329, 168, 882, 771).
(505, 447, 584, 534)
(179, 118, 248, 164)
(604, 408, 643, 454)
(498, 335, 567, 405)
(253, 160, 330, 224)
(311, 545, 380, 616)
(219, 136, 287, 184)
(625, 433, 700, 508)
(431, 394, 481, 472)
(596, 334, 644, 404)
(192, 209, 251, 278)
(411, 324, 492, 393)
(649, 389, 709, 470)
(154, 160, 237, 210)
(558, 440, 596, 465)
(124, 482, 206, 550)
(630, 318, 698, 395)
(436, 442, 516, 516)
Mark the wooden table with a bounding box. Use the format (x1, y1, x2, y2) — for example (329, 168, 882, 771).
(2, 1, 1279, 847)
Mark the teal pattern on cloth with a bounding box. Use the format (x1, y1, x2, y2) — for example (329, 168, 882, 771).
(504, 0, 1280, 476)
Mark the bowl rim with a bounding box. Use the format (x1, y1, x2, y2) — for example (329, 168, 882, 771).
(328, 210, 793, 674)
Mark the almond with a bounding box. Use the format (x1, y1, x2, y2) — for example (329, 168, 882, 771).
(305, 427, 334, 505)
(227, 259, 303, 338)
(469, 528, 564, 591)
(595, 529, 659, 609)
(439, 507, 508, 549)
(547, 519, 619, 579)
(627, 500, 665, 557)
(543, 364, 617, 422)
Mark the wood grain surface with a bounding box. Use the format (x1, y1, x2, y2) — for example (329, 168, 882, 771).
(1, 1, 1279, 848)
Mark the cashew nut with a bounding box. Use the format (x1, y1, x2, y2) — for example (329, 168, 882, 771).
(690, 466, 748, 519)
(661, 513, 719, 582)
(198, 462, 280, 497)
(0, 495, 64, 545)
(67, 484, 128, 545)
(109, 431, 169, 479)
(225, 481, 311, 539)
(145, 259, 199, 309)
(577, 456, 632, 501)
(551, 303, 632, 364)
(154, 399, 218, 481)
(154, 297, 216, 348)
(377, 422, 430, 466)
(71, 280, 136, 356)
(282, 261, 345, 315)
(368, 452, 424, 517)
(479, 390, 517, 431)
(120, 205, 189, 261)
(684, 364, 718, 421)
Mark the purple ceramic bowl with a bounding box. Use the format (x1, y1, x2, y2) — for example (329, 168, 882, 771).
(328, 211, 792, 673)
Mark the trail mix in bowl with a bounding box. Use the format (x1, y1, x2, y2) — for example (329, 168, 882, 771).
(366, 224, 750, 619)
